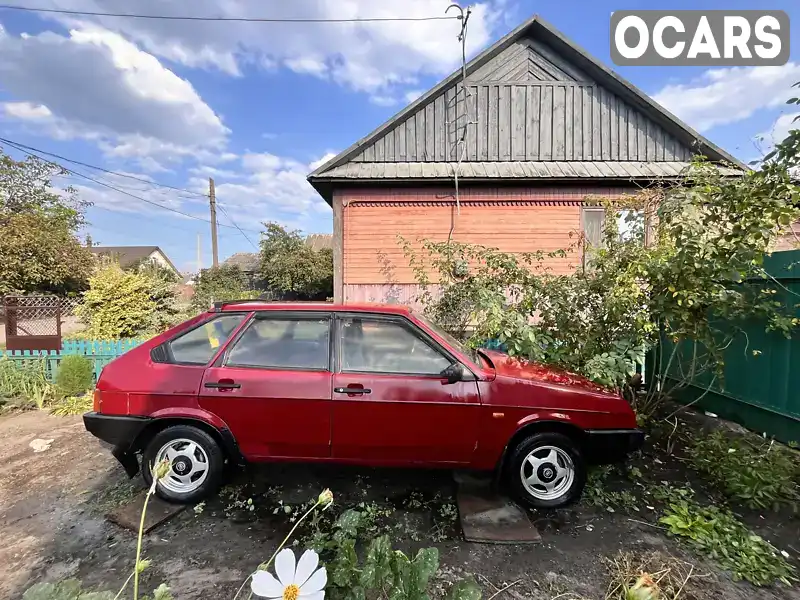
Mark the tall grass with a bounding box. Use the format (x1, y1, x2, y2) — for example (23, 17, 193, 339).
(0, 357, 57, 410)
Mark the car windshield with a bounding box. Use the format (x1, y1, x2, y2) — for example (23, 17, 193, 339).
(413, 313, 481, 364)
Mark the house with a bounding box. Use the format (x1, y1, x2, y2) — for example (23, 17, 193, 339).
(308, 15, 744, 304)
(90, 246, 181, 279)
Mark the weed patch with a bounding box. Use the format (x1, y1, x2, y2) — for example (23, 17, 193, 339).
(604, 551, 711, 600)
(690, 430, 799, 512)
(660, 498, 795, 586)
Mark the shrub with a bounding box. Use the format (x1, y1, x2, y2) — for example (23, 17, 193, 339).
(55, 355, 94, 397)
(690, 430, 799, 511)
(76, 260, 179, 338)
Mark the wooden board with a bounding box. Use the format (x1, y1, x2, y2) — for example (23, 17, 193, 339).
(106, 491, 186, 534)
(454, 472, 541, 544)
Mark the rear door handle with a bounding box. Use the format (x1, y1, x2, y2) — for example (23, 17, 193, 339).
(334, 387, 371, 394)
(205, 381, 241, 390)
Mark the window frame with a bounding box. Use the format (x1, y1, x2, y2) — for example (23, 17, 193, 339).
(581, 206, 606, 272)
(334, 312, 469, 379)
(161, 312, 252, 367)
(217, 311, 334, 373)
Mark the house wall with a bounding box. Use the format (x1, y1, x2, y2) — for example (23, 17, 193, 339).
(335, 185, 632, 304)
(147, 251, 179, 276)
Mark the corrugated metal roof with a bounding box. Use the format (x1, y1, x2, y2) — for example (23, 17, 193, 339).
(312, 161, 743, 180)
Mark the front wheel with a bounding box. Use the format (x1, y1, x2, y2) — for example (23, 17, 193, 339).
(507, 432, 586, 509)
(142, 425, 225, 503)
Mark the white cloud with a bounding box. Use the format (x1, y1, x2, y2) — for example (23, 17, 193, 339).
(2, 101, 53, 120)
(756, 111, 800, 149)
(309, 152, 338, 171)
(0, 23, 228, 160)
(370, 95, 399, 107)
(13, 0, 500, 99)
(404, 89, 425, 103)
(653, 64, 800, 132)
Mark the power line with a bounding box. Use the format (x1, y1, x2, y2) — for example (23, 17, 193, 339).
(217, 203, 259, 251)
(1, 138, 262, 233)
(0, 5, 461, 23)
(0, 137, 208, 199)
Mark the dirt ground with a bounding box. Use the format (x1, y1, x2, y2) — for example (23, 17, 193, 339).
(1, 411, 798, 600)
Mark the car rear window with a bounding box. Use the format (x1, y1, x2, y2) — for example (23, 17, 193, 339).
(169, 314, 245, 365)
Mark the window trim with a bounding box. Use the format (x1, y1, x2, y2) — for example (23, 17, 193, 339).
(216, 311, 334, 373)
(162, 312, 252, 367)
(334, 312, 471, 378)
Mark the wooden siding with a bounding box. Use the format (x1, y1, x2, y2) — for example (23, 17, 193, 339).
(352, 82, 692, 164)
(340, 187, 631, 286)
(466, 37, 591, 83)
(349, 34, 693, 165)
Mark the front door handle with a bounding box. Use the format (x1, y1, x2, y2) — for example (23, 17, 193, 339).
(334, 387, 371, 395)
(205, 381, 241, 390)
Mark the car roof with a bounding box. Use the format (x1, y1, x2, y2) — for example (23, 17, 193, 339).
(215, 301, 412, 316)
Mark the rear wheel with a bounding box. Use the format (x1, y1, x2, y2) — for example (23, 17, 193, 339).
(142, 425, 225, 503)
(507, 432, 586, 509)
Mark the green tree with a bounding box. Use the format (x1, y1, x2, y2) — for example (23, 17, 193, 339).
(0, 150, 93, 294)
(259, 222, 333, 299)
(190, 264, 254, 312)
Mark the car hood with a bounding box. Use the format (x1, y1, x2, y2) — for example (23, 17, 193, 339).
(480, 350, 617, 396)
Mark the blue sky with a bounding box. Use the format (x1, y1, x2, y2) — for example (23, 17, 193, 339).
(0, 0, 798, 273)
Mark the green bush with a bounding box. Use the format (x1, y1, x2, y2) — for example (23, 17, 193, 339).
(76, 260, 179, 338)
(55, 355, 94, 397)
(691, 430, 799, 511)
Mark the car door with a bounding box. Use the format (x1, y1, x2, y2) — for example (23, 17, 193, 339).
(331, 314, 480, 465)
(199, 312, 333, 459)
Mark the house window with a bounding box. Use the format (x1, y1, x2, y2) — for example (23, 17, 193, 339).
(582, 208, 605, 270)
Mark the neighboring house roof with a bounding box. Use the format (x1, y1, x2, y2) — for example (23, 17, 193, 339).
(308, 14, 745, 202)
(90, 245, 180, 274)
(223, 252, 260, 272)
(306, 233, 333, 251)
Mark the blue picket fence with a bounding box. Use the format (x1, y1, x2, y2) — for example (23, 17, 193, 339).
(0, 339, 143, 382)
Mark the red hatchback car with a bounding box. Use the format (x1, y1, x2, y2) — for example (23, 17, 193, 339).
(84, 301, 642, 508)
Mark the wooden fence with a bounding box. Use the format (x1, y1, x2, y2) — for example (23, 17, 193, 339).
(0, 339, 143, 382)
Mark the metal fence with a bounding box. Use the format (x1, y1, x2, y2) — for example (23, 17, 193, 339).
(647, 250, 800, 444)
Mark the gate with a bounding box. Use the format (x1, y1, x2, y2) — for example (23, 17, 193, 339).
(2, 296, 62, 351)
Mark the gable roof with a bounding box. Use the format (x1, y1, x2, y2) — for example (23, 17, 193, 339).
(90, 245, 180, 275)
(308, 14, 744, 201)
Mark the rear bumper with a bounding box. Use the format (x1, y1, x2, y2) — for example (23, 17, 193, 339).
(584, 428, 645, 464)
(83, 412, 151, 477)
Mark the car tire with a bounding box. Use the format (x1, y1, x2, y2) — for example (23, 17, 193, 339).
(141, 425, 225, 504)
(507, 432, 586, 509)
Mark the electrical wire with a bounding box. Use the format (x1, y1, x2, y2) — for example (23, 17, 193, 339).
(0, 5, 462, 23)
(217, 203, 259, 250)
(0, 137, 208, 199)
(1, 138, 261, 233)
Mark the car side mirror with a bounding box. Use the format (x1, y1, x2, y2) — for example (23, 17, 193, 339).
(440, 362, 464, 384)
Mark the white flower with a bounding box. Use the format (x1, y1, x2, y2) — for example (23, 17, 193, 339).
(252, 549, 327, 600)
(781, 550, 790, 558)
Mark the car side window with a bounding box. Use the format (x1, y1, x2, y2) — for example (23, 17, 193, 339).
(340, 317, 451, 375)
(225, 317, 330, 371)
(169, 314, 245, 365)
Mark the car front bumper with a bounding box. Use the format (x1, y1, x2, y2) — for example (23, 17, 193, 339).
(584, 428, 645, 464)
(83, 412, 151, 477)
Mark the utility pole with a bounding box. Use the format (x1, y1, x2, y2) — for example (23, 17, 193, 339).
(209, 177, 219, 268)
(196, 233, 202, 272)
